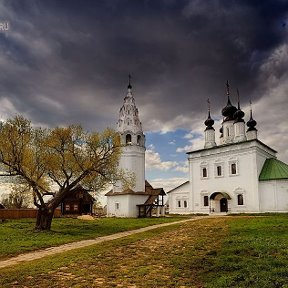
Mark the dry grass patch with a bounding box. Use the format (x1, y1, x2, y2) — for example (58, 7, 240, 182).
(0, 217, 228, 288)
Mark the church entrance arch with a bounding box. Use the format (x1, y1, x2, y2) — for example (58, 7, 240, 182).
(209, 192, 231, 213)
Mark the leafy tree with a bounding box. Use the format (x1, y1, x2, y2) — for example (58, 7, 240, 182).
(0, 116, 131, 230)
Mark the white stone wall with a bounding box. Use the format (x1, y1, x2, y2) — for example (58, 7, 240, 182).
(106, 194, 148, 217)
(259, 180, 288, 212)
(113, 145, 145, 193)
(168, 182, 190, 214)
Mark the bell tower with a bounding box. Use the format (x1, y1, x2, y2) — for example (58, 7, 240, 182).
(113, 75, 146, 192)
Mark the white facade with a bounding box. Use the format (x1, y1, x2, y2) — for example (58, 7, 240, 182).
(106, 193, 149, 217)
(187, 140, 276, 214)
(167, 181, 191, 214)
(168, 83, 288, 214)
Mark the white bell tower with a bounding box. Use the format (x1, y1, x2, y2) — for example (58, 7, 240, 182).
(113, 75, 146, 192)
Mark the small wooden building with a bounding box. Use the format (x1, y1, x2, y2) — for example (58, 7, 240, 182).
(137, 181, 166, 218)
(60, 186, 95, 216)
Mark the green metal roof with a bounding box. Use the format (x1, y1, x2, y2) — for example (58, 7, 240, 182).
(259, 158, 288, 181)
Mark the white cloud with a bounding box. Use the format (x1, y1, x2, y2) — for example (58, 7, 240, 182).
(0, 97, 20, 119)
(37, 95, 64, 111)
(148, 177, 188, 193)
(146, 145, 189, 173)
(176, 129, 204, 153)
(176, 144, 193, 153)
(183, 131, 194, 139)
(174, 161, 189, 173)
(146, 146, 178, 171)
(144, 112, 195, 134)
(253, 43, 288, 162)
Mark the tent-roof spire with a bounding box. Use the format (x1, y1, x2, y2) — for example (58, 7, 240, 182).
(128, 74, 132, 89)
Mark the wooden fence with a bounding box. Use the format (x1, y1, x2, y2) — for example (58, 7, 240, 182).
(0, 208, 61, 219)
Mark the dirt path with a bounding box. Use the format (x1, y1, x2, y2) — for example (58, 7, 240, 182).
(0, 216, 213, 269)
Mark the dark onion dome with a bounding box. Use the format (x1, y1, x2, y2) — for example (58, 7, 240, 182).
(221, 81, 237, 121)
(222, 97, 237, 120)
(204, 111, 215, 130)
(234, 103, 245, 123)
(247, 109, 257, 131)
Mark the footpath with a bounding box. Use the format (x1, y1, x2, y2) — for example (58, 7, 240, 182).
(0, 216, 212, 269)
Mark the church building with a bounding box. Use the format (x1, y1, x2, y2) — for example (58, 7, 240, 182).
(106, 78, 165, 217)
(168, 82, 288, 214)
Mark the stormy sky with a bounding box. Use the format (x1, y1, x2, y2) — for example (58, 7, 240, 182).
(0, 0, 287, 191)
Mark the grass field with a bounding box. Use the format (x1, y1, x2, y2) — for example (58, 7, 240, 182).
(0, 216, 188, 259)
(0, 214, 287, 287)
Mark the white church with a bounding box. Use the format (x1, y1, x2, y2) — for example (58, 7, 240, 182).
(106, 78, 165, 217)
(168, 82, 288, 214)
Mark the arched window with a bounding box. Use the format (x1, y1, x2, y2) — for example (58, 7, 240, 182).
(202, 167, 207, 178)
(204, 196, 209, 206)
(217, 166, 222, 176)
(126, 134, 131, 144)
(237, 194, 244, 205)
(137, 135, 141, 145)
(231, 163, 237, 175)
(184, 200, 188, 208)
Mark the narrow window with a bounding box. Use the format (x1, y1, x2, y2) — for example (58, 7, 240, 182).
(217, 166, 222, 176)
(177, 200, 181, 208)
(126, 134, 131, 144)
(137, 135, 141, 145)
(65, 204, 70, 211)
(115, 203, 120, 210)
(74, 204, 78, 211)
(237, 194, 244, 205)
(184, 200, 187, 208)
(227, 128, 230, 137)
(204, 196, 209, 207)
(202, 167, 207, 178)
(231, 163, 237, 175)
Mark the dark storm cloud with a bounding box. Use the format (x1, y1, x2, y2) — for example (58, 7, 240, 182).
(0, 0, 287, 134)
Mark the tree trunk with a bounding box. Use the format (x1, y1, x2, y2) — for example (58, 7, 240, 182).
(35, 207, 55, 231)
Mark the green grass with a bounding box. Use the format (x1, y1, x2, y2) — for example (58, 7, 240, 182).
(0, 216, 187, 259)
(200, 214, 288, 288)
(0, 215, 287, 288)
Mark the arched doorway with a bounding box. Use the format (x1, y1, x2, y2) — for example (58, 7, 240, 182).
(210, 192, 231, 213)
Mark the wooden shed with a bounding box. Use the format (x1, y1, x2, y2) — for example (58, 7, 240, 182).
(60, 186, 95, 216)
